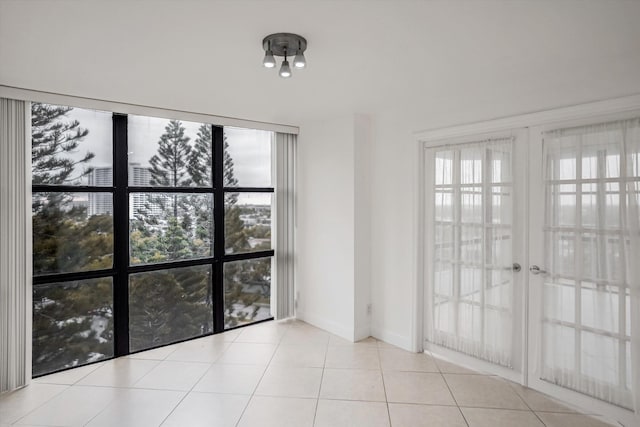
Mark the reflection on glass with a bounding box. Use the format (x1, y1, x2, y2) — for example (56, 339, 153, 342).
(224, 127, 272, 187)
(129, 193, 213, 265)
(128, 115, 212, 187)
(225, 193, 272, 254)
(224, 257, 272, 329)
(31, 103, 113, 186)
(32, 192, 114, 275)
(129, 265, 213, 352)
(33, 279, 114, 376)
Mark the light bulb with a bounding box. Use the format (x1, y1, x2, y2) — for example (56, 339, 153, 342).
(263, 50, 276, 68)
(279, 59, 291, 78)
(293, 51, 306, 68)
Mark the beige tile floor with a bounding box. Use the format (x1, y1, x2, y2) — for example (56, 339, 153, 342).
(0, 319, 622, 427)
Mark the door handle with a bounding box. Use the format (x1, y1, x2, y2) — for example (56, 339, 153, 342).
(509, 263, 521, 272)
(529, 265, 547, 275)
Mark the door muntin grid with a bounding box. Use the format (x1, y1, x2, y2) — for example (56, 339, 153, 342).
(541, 122, 639, 409)
(430, 138, 515, 367)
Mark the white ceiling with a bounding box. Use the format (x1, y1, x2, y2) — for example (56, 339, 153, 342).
(1, 0, 639, 130)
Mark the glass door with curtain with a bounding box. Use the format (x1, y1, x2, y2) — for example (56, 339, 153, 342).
(528, 116, 640, 421)
(424, 134, 525, 370)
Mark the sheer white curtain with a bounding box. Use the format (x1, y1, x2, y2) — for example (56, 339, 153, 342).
(0, 98, 31, 393)
(274, 132, 296, 319)
(541, 118, 640, 411)
(426, 137, 514, 367)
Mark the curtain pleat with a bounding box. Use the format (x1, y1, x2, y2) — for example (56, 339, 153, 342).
(275, 132, 296, 319)
(0, 98, 31, 393)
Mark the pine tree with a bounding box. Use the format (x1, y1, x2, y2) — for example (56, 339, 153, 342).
(187, 124, 214, 256)
(128, 121, 213, 347)
(30, 104, 116, 375)
(188, 124, 213, 187)
(149, 120, 192, 187)
(149, 120, 192, 219)
(222, 134, 248, 254)
(31, 103, 94, 186)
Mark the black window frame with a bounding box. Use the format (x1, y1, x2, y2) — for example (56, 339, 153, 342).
(32, 109, 275, 377)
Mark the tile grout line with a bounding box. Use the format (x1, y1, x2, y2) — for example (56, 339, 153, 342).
(311, 333, 330, 426)
(155, 362, 219, 426)
(84, 337, 217, 427)
(85, 330, 236, 426)
(434, 352, 470, 427)
(11, 362, 106, 425)
(233, 322, 290, 427)
(125, 341, 183, 390)
(7, 383, 72, 426)
(376, 341, 393, 427)
(503, 381, 549, 427)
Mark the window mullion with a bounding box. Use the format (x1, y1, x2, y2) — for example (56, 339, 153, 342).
(213, 125, 225, 333)
(112, 113, 130, 357)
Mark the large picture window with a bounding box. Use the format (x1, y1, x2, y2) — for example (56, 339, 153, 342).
(32, 104, 275, 376)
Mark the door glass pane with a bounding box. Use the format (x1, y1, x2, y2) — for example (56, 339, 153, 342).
(541, 119, 638, 409)
(33, 192, 114, 275)
(224, 127, 272, 187)
(225, 193, 272, 254)
(129, 193, 213, 265)
(429, 138, 514, 367)
(33, 278, 114, 376)
(224, 257, 272, 328)
(31, 103, 112, 186)
(129, 265, 213, 352)
(128, 115, 212, 187)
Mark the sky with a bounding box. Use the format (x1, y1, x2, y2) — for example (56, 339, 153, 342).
(61, 106, 272, 205)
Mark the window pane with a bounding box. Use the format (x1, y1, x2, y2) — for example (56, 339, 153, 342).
(33, 192, 113, 275)
(33, 278, 114, 376)
(224, 127, 272, 187)
(129, 265, 213, 352)
(128, 115, 212, 187)
(225, 193, 272, 254)
(224, 257, 272, 329)
(129, 193, 213, 265)
(434, 151, 453, 185)
(32, 103, 113, 186)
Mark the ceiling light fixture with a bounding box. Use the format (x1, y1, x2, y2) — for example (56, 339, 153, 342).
(262, 40, 276, 68)
(262, 33, 307, 78)
(293, 41, 306, 69)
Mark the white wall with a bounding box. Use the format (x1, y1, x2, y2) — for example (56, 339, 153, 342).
(296, 113, 373, 341)
(296, 116, 356, 339)
(353, 114, 373, 340)
(369, 113, 419, 350)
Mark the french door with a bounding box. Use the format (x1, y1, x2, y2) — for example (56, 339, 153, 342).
(527, 115, 639, 422)
(423, 114, 640, 424)
(423, 131, 527, 374)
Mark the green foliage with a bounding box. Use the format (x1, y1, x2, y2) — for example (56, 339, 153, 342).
(31, 104, 114, 375)
(32, 110, 272, 375)
(129, 266, 212, 351)
(32, 279, 114, 376)
(223, 258, 271, 328)
(188, 124, 213, 187)
(149, 119, 193, 187)
(127, 121, 215, 348)
(31, 103, 93, 185)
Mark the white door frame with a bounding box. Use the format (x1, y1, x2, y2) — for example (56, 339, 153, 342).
(414, 93, 640, 426)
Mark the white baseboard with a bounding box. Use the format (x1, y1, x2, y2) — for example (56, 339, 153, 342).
(354, 324, 371, 342)
(295, 310, 354, 341)
(371, 326, 412, 351)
